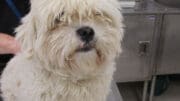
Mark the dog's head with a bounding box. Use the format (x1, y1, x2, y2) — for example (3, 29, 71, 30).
(16, 0, 124, 78)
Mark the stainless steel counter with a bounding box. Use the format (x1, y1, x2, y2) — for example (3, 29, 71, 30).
(121, 0, 180, 14)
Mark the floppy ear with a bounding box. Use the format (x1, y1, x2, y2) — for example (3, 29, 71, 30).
(15, 13, 37, 55)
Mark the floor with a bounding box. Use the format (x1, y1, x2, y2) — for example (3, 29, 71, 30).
(118, 80, 180, 101)
(154, 81, 180, 101)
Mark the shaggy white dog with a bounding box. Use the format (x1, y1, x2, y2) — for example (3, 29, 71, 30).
(1, 0, 123, 101)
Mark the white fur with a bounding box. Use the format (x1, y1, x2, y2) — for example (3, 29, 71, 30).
(1, 0, 124, 101)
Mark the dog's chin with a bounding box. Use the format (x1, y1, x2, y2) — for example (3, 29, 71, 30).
(75, 43, 105, 63)
(65, 40, 106, 66)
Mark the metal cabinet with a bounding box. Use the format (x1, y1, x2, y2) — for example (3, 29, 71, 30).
(148, 14, 180, 101)
(114, 15, 156, 82)
(156, 14, 180, 75)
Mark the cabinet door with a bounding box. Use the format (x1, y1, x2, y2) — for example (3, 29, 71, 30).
(157, 15, 180, 75)
(114, 15, 155, 82)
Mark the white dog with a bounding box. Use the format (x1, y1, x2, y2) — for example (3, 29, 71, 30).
(1, 0, 124, 101)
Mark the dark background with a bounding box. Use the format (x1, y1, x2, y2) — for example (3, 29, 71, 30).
(0, 0, 30, 74)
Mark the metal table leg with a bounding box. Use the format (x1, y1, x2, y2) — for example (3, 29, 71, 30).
(142, 80, 149, 101)
(149, 76, 157, 101)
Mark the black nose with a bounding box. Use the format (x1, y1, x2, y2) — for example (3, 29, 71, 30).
(76, 26, 95, 43)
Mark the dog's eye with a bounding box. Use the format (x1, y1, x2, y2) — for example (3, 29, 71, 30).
(55, 18, 61, 24)
(55, 12, 65, 24)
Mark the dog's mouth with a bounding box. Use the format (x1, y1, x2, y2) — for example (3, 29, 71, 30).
(76, 41, 96, 52)
(76, 43, 94, 52)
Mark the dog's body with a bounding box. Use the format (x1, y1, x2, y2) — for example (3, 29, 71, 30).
(1, 0, 124, 101)
(1, 53, 115, 101)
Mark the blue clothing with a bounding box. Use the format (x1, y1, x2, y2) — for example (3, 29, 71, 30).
(0, 0, 30, 35)
(5, 0, 22, 20)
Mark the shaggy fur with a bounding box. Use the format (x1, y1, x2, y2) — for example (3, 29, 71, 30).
(1, 0, 124, 101)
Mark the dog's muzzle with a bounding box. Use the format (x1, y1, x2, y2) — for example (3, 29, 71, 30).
(76, 26, 96, 52)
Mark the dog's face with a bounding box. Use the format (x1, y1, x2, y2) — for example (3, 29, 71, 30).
(17, 0, 123, 77)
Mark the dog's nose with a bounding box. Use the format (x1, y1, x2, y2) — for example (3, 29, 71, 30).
(76, 26, 94, 43)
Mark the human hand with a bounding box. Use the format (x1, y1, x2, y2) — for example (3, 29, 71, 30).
(0, 33, 21, 54)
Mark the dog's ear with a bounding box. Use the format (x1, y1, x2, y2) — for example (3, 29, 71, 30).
(15, 13, 37, 56)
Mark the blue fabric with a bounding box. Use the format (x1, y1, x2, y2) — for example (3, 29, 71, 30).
(5, 0, 22, 20)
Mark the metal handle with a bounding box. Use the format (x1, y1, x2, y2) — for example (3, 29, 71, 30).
(139, 41, 150, 56)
